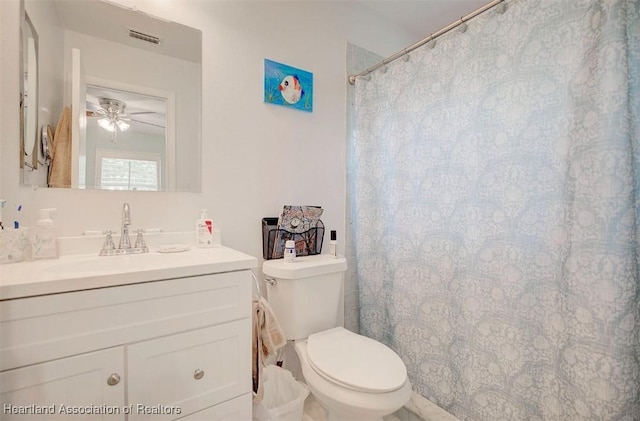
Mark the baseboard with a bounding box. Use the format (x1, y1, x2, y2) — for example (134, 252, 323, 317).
(398, 391, 460, 421)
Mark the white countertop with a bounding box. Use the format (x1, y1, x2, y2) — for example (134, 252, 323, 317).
(0, 246, 258, 300)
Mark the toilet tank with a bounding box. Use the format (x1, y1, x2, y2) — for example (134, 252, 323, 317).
(262, 254, 347, 340)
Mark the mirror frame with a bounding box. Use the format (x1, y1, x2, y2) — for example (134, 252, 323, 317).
(18, 0, 202, 192)
(20, 10, 38, 170)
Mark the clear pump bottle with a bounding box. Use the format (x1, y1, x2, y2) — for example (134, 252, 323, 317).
(31, 208, 58, 259)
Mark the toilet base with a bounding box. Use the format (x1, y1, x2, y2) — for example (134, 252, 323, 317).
(306, 380, 390, 421)
(304, 393, 386, 421)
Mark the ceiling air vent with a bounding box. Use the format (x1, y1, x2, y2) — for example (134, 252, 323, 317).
(128, 29, 160, 45)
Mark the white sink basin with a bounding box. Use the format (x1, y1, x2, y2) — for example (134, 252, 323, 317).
(48, 253, 171, 274)
(0, 246, 258, 300)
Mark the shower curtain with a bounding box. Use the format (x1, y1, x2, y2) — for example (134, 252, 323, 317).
(351, 0, 639, 420)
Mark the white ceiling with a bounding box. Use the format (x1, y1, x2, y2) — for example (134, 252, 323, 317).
(53, 1, 488, 64)
(52, 0, 201, 63)
(359, 0, 490, 41)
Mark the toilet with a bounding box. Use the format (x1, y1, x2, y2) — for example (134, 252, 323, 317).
(262, 254, 411, 421)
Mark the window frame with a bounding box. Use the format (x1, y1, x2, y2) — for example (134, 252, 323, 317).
(95, 148, 162, 191)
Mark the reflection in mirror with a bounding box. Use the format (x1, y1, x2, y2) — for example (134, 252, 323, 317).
(21, 0, 202, 192)
(41, 125, 52, 166)
(84, 84, 171, 191)
(20, 11, 38, 170)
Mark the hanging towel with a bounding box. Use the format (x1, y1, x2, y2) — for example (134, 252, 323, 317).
(49, 106, 72, 188)
(252, 295, 286, 402)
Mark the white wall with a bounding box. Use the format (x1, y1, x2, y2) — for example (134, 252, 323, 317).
(1, 0, 414, 263)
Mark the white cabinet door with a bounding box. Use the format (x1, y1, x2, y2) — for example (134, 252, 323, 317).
(128, 319, 251, 421)
(0, 347, 125, 420)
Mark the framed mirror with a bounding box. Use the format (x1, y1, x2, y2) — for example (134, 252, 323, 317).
(20, 10, 38, 170)
(21, 0, 202, 192)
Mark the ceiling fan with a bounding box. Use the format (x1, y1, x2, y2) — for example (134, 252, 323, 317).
(90, 98, 131, 133)
(86, 97, 164, 143)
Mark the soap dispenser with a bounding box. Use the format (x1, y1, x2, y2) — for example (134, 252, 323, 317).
(31, 208, 58, 259)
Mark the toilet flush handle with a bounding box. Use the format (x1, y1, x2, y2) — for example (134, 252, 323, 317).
(264, 277, 277, 286)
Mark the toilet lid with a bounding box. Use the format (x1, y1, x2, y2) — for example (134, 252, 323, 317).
(306, 327, 407, 393)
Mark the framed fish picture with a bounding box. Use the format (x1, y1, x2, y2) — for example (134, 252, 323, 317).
(264, 59, 313, 112)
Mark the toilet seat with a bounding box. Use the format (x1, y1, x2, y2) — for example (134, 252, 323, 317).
(306, 327, 407, 393)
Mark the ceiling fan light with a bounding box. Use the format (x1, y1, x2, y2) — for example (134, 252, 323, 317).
(98, 118, 116, 132)
(116, 120, 130, 131)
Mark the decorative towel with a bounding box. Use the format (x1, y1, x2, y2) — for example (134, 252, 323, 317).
(49, 106, 72, 188)
(252, 295, 286, 402)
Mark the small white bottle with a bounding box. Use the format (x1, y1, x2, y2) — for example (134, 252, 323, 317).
(328, 230, 338, 258)
(195, 209, 214, 248)
(284, 240, 296, 262)
(31, 208, 58, 259)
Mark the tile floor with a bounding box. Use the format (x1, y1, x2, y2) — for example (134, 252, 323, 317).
(302, 393, 459, 421)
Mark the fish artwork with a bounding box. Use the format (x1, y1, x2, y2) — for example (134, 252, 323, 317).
(279, 75, 303, 104)
(264, 59, 313, 112)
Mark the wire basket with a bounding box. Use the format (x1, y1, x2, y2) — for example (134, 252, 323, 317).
(262, 217, 324, 260)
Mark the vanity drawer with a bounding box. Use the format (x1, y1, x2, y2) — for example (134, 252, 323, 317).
(127, 319, 251, 421)
(0, 347, 125, 420)
(0, 271, 251, 371)
(175, 393, 251, 421)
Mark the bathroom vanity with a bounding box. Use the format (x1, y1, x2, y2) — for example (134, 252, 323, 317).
(0, 246, 257, 420)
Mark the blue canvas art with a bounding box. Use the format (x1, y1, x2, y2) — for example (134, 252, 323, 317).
(264, 59, 313, 112)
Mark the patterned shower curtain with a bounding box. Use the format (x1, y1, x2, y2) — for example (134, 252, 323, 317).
(351, 0, 639, 419)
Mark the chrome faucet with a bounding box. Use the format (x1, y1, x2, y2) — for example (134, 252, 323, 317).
(100, 202, 148, 256)
(119, 202, 132, 250)
(118, 202, 131, 250)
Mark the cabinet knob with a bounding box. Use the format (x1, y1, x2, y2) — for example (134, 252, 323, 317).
(193, 369, 205, 380)
(107, 373, 121, 386)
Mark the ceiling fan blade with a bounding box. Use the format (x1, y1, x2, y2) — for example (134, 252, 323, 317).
(130, 119, 166, 129)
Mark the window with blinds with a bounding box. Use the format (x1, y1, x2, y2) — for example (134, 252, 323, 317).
(96, 149, 162, 191)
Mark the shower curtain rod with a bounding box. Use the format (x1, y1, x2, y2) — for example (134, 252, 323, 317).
(348, 0, 504, 85)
